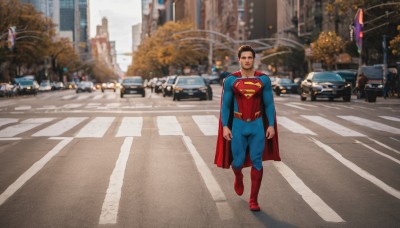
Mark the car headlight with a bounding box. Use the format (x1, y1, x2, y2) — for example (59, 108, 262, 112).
(377, 84, 383, 88)
(311, 82, 322, 90)
(167, 86, 172, 91)
(279, 86, 285, 89)
(200, 87, 208, 92)
(366, 84, 373, 88)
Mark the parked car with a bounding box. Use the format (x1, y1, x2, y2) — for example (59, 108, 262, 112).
(17, 80, 39, 95)
(300, 71, 351, 101)
(76, 81, 94, 93)
(120, 76, 145, 98)
(172, 75, 211, 101)
(0, 83, 16, 97)
(358, 65, 384, 98)
(333, 70, 358, 91)
(274, 78, 299, 96)
(162, 75, 177, 97)
(39, 80, 52, 92)
(101, 82, 116, 92)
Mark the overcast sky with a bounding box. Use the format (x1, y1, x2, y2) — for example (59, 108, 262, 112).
(90, 0, 142, 72)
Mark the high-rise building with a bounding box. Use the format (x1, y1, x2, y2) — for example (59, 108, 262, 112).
(20, 0, 60, 30)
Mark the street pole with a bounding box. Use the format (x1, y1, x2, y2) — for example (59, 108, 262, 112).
(383, 34, 387, 87)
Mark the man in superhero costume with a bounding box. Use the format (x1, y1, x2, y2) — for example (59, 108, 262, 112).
(215, 45, 280, 211)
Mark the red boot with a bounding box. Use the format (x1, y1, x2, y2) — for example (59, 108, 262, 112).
(232, 167, 244, 196)
(249, 167, 263, 211)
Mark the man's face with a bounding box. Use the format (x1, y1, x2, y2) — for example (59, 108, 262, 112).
(239, 51, 254, 70)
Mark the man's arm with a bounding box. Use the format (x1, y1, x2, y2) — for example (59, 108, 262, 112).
(262, 76, 276, 139)
(222, 76, 234, 140)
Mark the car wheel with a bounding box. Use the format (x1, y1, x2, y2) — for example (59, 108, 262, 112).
(142, 92, 145, 97)
(101, 89, 104, 93)
(275, 89, 281, 96)
(343, 96, 351, 102)
(310, 91, 316, 101)
(329, 97, 334, 101)
(120, 93, 124, 98)
(163, 93, 166, 97)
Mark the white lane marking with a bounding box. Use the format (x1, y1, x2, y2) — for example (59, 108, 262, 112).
(75, 117, 115, 138)
(355, 140, 400, 165)
(302, 115, 365, 137)
(367, 137, 400, 155)
(0, 118, 18, 127)
(0, 137, 73, 206)
(284, 103, 307, 110)
(36, 105, 57, 110)
(76, 94, 91, 100)
(157, 116, 183, 135)
(294, 103, 318, 108)
(14, 106, 31, 111)
(319, 104, 341, 110)
(390, 137, 400, 143)
(32, 117, 87, 137)
(379, 116, 400, 122)
(61, 94, 75, 100)
(310, 137, 400, 199)
(0, 118, 54, 137)
(99, 137, 133, 224)
(92, 94, 103, 100)
(278, 116, 317, 135)
(63, 104, 84, 109)
(335, 104, 356, 110)
(116, 117, 142, 137)
(0, 138, 21, 140)
(192, 115, 218, 136)
(273, 161, 344, 222)
(338, 116, 400, 134)
(106, 103, 120, 108)
(106, 94, 116, 99)
(182, 136, 233, 220)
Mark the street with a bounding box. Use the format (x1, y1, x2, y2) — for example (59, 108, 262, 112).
(0, 86, 399, 227)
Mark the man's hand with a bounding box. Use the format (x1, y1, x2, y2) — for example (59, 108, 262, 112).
(223, 126, 232, 141)
(266, 126, 275, 139)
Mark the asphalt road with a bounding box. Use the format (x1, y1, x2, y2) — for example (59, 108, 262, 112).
(0, 86, 399, 227)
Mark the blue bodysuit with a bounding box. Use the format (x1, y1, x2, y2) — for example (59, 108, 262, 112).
(221, 73, 275, 170)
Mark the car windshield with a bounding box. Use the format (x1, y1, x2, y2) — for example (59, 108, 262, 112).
(123, 78, 142, 83)
(177, 77, 205, 86)
(278, 78, 293, 84)
(40, 81, 50, 86)
(313, 73, 343, 82)
(167, 78, 176, 84)
(19, 80, 34, 85)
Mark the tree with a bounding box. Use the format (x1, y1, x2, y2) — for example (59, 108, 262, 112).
(389, 25, 400, 56)
(128, 21, 208, 78)
(311, 31, 344, 70)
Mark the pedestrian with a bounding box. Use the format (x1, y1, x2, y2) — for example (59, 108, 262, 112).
(356, 73, 368, 99)
(214, 45, 280, 211)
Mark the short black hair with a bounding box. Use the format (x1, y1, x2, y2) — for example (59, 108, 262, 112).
(237, 45, 255, 59)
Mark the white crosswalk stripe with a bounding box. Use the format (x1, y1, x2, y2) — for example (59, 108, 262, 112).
(379, 116, 400, 122)
(32, 117, 88, 137)
(338, 115, 400, 134)
(302, 115, 365, 137)
(0, 118, 54, 137)
(192, 115, 218, 136)
(278, 116, 317, 135)
(75, 117, 115, 138)
(116, 117, 143, 137)
(0, 118, 18, 128)
(157, 116, 183, 135)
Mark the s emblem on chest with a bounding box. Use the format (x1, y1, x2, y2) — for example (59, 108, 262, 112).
(234, 79, 263, 99)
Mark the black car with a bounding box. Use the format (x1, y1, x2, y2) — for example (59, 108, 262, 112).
(300, 72, 351, 101)
(76, 81, 94, 93)
(162, 75, 177, 97)
(172, 75, 211, 101)
(274, 78, 299, 96)
(120, 76, 145, 98)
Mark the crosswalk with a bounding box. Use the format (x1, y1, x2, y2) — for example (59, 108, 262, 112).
(0, 114, 399, 225)
(0, 114, 399, 139)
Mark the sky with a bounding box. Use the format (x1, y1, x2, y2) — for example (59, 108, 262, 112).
(90, 0, 142, 72)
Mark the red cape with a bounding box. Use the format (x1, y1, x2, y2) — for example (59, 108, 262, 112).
(214, 71, 281, 169)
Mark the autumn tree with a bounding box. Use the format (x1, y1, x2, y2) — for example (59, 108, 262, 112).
(389, 25, 400, 56)
(311, 31, 344, 70)
(128, 21, 208, 78)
